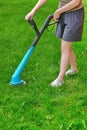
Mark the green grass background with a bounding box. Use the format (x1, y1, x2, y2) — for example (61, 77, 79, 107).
(0, 0, 87, 130)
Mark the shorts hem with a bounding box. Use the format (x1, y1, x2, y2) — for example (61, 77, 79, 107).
(55, 35, 82, 42)
(62, 37, 82, 42)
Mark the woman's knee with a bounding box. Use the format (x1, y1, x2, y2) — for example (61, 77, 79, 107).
(61, 40, 72, 53)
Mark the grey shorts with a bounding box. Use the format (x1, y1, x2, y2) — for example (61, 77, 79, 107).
(55, 8, 84, 42)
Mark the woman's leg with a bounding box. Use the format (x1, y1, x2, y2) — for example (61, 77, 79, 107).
(51, 40, 78, 87)
(51, 40, 72, 87)
(58, 40, 72, 81)
(69, 47, 78, 71)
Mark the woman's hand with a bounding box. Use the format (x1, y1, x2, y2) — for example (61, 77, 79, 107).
(25, 10, 35, 21)
(53, 9, 61, 21)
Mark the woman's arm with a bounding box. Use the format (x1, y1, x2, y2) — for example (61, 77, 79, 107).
(54, 0, 82, 20)
(25, 0, 47, 21)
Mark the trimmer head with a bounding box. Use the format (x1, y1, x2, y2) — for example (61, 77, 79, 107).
(10, 79, 26, 86)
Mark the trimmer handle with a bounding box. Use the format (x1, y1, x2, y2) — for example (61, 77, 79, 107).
(43, 14, 54, 28)
(28, 14, 54, 29)
(27, 14, 59, 38)
(28, 18, 37, 29)
(28, 18, 40, 36)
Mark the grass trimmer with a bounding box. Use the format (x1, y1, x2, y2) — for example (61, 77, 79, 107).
(10, 14, 59, 85)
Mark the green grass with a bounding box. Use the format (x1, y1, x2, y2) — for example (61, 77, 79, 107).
(0, 0, 87, 130)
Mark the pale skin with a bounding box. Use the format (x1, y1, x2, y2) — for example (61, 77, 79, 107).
(25, 0, 81, 82)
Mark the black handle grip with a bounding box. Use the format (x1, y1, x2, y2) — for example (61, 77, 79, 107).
(28, 18, 40, 36)
(28, 18, 37, 29)
(43, 14, 54, 28)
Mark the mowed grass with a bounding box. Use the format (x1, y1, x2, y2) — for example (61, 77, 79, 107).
(0, 0, 87, 130)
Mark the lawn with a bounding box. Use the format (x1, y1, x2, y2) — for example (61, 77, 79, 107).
(0, 0, 87, 130)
